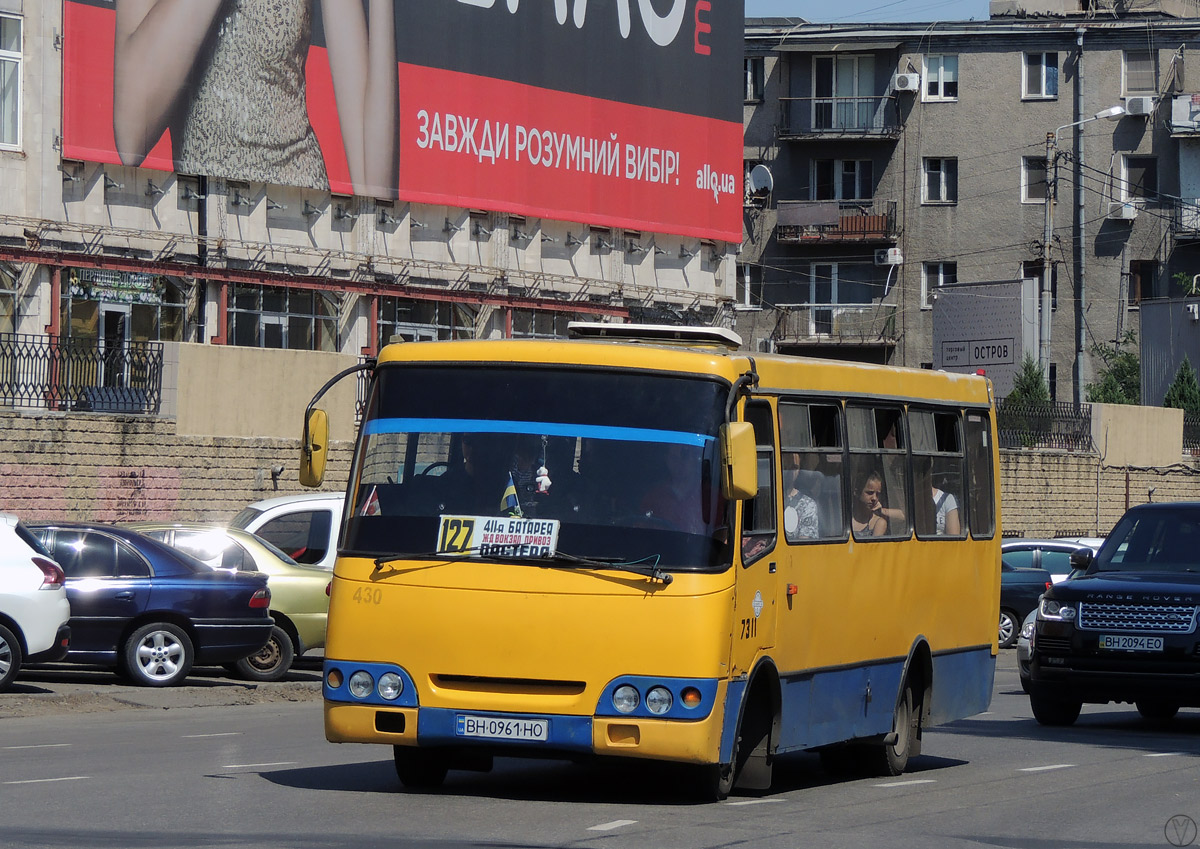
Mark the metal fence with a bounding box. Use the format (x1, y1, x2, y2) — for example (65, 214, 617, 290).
(0, 333, 162, 414)
(996, 398, 1095, 452)
(1184, 412, 1200, 455)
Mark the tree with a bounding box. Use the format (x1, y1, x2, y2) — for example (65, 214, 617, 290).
(1006, 354, 1050, 403)
(1163, 357, 1200, 414)
(1085, 331, 1139, 405)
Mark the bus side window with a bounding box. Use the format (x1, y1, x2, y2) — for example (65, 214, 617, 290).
(911, 409, 966, 538)
(741, 401, 776, 561)
(847, 405, 910, 540)
(965, 412, 996, 538)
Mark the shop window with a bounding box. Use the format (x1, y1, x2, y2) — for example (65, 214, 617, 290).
(228, 283, 337, 351)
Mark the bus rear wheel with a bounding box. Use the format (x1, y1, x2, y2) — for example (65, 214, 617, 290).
(393, 746, 449, 789)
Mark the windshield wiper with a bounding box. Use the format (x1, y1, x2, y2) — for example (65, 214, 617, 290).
(372, 549, 672, 584)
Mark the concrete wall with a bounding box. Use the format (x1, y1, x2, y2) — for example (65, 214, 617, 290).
(164, 342, 360, 440)
(3, 407, 1198, 536)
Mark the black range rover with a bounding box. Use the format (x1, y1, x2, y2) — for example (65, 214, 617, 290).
(1028, 502, 1200, 726)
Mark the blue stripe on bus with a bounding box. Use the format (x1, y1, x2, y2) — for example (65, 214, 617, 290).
(767, 648, 993, 753)
(416, 707, 594, 753)
(718, 678, 748, 764)
(361, 418, 713, 447)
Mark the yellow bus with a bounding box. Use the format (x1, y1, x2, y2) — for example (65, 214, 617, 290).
(301, 323, 1000, 799)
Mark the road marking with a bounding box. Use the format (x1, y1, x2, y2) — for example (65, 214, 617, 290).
(1018, 764, 1075, 772)
(726, 799, 782, 806)
(220, 762, 297, 769)
(183, 733, 241, 738)
(4, 776, 88, 785)
(1145, 752, 1183, 758)
(587, 820, 637, 831)
(874, 779, 936, 788)
(3, 744, 70, 750)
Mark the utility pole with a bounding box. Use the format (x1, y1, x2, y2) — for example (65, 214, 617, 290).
(1040, 131, 1056, 383)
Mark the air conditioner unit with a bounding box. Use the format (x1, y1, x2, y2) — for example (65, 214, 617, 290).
(1107, 200, 1140, 221)
(874, 247, 904, 266)
(1124, 95, 1155, 117)
(893, 73, 921, 92)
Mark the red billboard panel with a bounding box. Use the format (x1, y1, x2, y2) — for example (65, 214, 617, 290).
(63, 1, 744, 241)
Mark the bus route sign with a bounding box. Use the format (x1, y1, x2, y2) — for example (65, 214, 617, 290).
(437, 515, 561, 558)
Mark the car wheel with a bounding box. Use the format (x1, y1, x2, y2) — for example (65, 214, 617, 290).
(393, 746, 449, 789)
(1029, 688, 1081, 726)
(233, 625, 295, 682)
(0, 623, 23, 693)
(1136, 700, 1180, 723)
(123, 622, 194, 687)
(998, 609, 1019, 649)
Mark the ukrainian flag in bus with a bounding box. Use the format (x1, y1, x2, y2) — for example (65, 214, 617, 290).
(500, 473, 522, 517)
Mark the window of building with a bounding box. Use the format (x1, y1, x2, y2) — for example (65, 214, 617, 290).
(60, 270, 187, 343)
(0, 262, 15, 334)
(736, 263, 762, 310)
(1124, 155, 1158, 201)
(1023, 52, 1058, 99)
(1128, 259, 1157, 305)
(813, 54, 875, 131)
(1023, 157, 1048, 202)
(745, 55, 764, 101)
(923, 157, 957, 204)
(228, 284, 337, 351)
(1023, 260, 1057, 311)
(510, 309, 573, 340)
(924, 54, 958, 101)
(0, 14, 20, 149)
(378, 297, 474, 347)
(1124, 49, 1157, 94)
(813, 159, 873, 200)
(921, 262, 957, 309)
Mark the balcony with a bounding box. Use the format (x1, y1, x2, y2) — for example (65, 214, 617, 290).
(1169, 94, 1200, 135)
(779, 96, 901, 139)
(776, 200, 898, 244)
(1173, 199, 1200, 239)
(771, 303, 898, 344)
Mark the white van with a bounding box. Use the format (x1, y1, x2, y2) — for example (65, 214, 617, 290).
(230, 493, 344, 571)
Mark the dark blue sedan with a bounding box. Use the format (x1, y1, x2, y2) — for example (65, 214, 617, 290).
(30, 522, 273, 687)
(1000, 560, 1052, 649)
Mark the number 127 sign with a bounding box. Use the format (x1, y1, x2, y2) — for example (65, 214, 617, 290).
(437, 515, 561, 558)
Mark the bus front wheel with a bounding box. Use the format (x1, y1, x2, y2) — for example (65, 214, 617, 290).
(393, 746, 449, 789)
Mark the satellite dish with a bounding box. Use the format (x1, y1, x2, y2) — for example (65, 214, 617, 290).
(748, 164, 774, 196)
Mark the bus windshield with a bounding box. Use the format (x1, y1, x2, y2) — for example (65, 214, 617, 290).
(343, 364, 734, 570)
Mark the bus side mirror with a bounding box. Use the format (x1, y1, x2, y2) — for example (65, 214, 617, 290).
(300, 408, 329, 488)
(721, 421, 757, 500)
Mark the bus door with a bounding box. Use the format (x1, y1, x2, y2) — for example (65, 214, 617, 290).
(730, 400, 779, 677)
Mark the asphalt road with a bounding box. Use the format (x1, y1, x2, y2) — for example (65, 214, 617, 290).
(2, 652, 1199, 849)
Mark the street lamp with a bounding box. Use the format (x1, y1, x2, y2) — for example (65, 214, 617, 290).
(1040, 105, 1126, 384)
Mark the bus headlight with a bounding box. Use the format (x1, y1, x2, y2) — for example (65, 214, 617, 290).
(348, 670, 375, 698)
(612, 685, 640, 713)
(645, 686, 673, 715)
(1039, 599, 1077, 622)
(377, 672, 403, 700)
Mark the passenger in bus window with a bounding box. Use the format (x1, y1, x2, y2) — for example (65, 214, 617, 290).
(852, 470, 902, 537)
(782, 453, 819, 541)
(932, 483, 961, 535)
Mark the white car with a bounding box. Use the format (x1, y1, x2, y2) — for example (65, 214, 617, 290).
(230, 493, 344, 571)
(0, 513, 71, 692)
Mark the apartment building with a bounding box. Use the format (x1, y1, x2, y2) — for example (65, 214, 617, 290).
(0, 2, 740, 417)
(740, 1, 1200, 401)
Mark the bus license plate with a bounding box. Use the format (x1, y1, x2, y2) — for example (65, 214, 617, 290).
(1099, 634, 1163, 652)
(456, 714, 549, 742)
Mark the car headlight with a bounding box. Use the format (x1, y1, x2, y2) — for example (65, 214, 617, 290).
(377, 672, 403, 700)
(1020, 620, 1036, 640)
(612, 684, 640, 714)
(348, 670, 375, 698)
(1039, 598, 1077, 621)
(645, 686, 673, 715)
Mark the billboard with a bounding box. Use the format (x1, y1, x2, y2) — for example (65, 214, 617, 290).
(62, 1, 744, 241)
(932, 281, 1031, 398)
